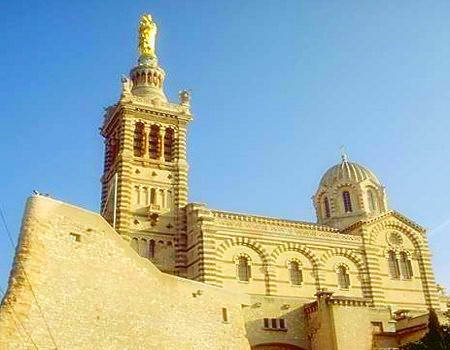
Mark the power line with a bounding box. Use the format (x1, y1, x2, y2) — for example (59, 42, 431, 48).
(21, 269, 59, 350)
(0, 285, 39, 349)
(0, 206, 59, 350)
(0, 207, 15, 248)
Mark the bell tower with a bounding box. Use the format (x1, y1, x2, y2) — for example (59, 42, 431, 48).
(100, 14, 192, 275)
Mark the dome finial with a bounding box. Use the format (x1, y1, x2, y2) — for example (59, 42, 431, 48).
(340, 145, 349, 162)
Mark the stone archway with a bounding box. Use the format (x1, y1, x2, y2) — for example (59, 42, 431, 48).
(252, 343, 306, 350)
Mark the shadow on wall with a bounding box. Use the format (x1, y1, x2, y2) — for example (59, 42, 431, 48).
(129, 208, 176, 273)
(252, 343, 307, 349)
(245, 302, 310, 350)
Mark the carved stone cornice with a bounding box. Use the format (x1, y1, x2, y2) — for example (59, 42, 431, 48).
(102, 97, 192, 132)
(325, 296, 370, 307)
(121, 94, 192, 118)
(211, 210, 362, 242)
(341, 210, 425, 234)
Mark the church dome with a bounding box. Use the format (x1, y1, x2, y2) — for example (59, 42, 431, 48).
(319, 157, 380, 188)
(313, 155, 387, 229)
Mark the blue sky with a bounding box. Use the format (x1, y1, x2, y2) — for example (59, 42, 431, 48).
(0, 1, 449, 292)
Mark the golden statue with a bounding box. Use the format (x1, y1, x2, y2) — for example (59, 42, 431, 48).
(138, 14, 157, 58)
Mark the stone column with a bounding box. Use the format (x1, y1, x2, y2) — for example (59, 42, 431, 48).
(159, 127, 166, 161)
(143, 124, 150, 158)
(161, 189, 166, 208)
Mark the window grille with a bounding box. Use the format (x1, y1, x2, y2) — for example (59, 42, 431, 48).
(148, 125, 160, 159)
(388, 251, 400, 279)
(399, 252, 413, 279)
(133, 122, 145, 157)
(164, 128, 174, 162)
(289, 261, 303, 286)
(237, 257, 251, 282)
(271, 318, 277, 328)
(337, 266, 350, 289)
(342, 191, 353, 213)
(263, 318, 287, 331)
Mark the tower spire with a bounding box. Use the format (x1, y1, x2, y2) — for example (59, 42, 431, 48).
(101, 14, 193, 275)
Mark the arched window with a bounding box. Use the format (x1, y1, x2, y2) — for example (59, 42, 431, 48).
(148, 239, 155, 258)
(342, 191, 353, 213)
(388, 251, 400, 279)
(148, 125, 160, 159)
(288, 261, 303, 286)
(336, 265, 350, 289)
(399, 252, 413, 279)
(323, 196, 331, 218)
(164, 128, 174, 162)
(367, 189, 377, 211)
(133, 122, 145, 157)
(237, 256, 251, 282)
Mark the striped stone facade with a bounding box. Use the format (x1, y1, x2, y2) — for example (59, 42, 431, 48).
(100, 95, 192, 274)
(94, 14, 447, 349)
(184, 205, 440, 313)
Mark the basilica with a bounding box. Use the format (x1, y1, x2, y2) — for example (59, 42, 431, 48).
(0, 14, 448, 350)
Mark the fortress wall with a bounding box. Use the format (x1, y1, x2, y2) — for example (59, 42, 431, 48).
(329, 302, 372, 350)
(0, 195, 251, 350)
(243, 295, 310, 350)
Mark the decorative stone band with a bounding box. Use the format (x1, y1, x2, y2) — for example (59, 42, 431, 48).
(325, 296, 370, 307)
(212, 210, 362, 242)
(212, 210, 338, 231)
(341, 210, 425, 234)
(126, 96, 191, 115)
(102, 101, 192, 133)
